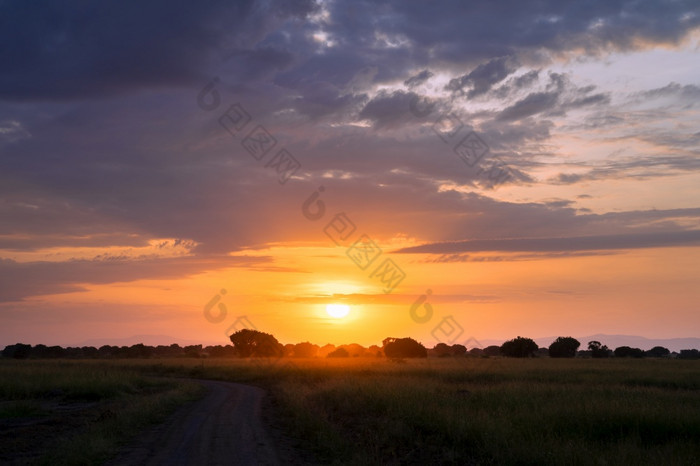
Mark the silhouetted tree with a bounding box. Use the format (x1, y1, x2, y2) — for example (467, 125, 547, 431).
(98, 345, 115, 358)
(483, 345, 501, 357)
(180, 345, 200, 358)
(81, 346, 99, 358)
(433, 343, 452, 357)
(229, 329, 282, 357)
(206, 345, 237, 358)
(646, 346, 670, 358)
(368, 345, 383, 357)
(126, 343, 153, 358)
(548, 337, 580, 358)
(588, 341, 611, 358)
(2, 343, 32, 359)
(343, 343, 367, 357)
(327, 347, 349, 358)
(678, 349, 700, 359)
(451, 344, 467, 356)
(318, 344, 336, 357)
(293, 342, 318, 358)
(469, 347, 484, 357)
(614, 346, 644, 358)
(501, 337, 538, 358)
(383, 337, 427, 358)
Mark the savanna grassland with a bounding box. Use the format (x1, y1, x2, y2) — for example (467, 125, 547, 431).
(0, 360, 201, 465)
(1, 357, 699, 465)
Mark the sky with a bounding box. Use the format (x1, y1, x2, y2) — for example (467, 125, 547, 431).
(1, 0, 699, 348)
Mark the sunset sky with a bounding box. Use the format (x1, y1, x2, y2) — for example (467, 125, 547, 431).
(1, 0, 699, 348)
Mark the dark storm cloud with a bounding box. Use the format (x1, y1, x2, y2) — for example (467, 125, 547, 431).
(0, 0, 317, 100)
(2, 0, 699, 102)
(313, 0, 700, 90)
(222, 47, 296, 82)
(2, 0, 700, 302)
(396, 230, 700, 255)
(2, 0, 697, 107)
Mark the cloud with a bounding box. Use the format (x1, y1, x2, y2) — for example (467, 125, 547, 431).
(404, 70, 434, 88)
(278, 292, 499, 305)
(0, 120, 31, 143)
(446, 56, 519, 98)
(421, 251, 616, 262)
(495, 72, 610, 121)
(491, 70, 541, 98)
(288, 81, 368, 119)
(1, 0, 699, 308)
(396, 230, 700, 254)
(358, 90, 424, 128)
(497, 91, 559, 121)
(0, 255, 270, 303)
(549, 155, 700, 185)
(0, 0, 317, 101)
(636, 82, 700, 101)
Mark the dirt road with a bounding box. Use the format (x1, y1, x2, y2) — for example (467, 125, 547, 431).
(107, 380, 281, 466)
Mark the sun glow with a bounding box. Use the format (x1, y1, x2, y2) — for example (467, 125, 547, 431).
(326, 304, 350, 319)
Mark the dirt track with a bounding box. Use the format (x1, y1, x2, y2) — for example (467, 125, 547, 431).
(107, 380, 281, 466)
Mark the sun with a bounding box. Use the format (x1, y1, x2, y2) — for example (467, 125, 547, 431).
(326, 303, 350, 318)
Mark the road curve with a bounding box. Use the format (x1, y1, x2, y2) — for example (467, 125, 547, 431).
(107, 379, 280, 466)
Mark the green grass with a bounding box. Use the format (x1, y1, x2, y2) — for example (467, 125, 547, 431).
(2, 357, 698, 465)
(0, 360, 202, 465)
(115, 356, 700, 465)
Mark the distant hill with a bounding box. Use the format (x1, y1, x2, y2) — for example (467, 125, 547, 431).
(476, 334, 700, 352)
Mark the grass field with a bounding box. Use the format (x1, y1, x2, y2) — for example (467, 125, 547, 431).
(1, 357, 699, 465)
(0, 360, 201, 465)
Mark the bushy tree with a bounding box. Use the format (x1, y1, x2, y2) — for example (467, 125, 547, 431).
(384, 337, 427, 358)
(678, 349, 700, 359)
(433, 343, 452, 357)
(327, 347, 349, 358)
(500, 337, 538, 358)
(614, 346, 645, 358)
(293, 342, 318, 358)
(183, 344, 202, 358)
(206, 345, 237, 358)
(646, 346, 670, 358)
(588, 341, 611, 358)
(229, 329, 282, 357)
(451, 344, 467, 356)
(548, 337, 580, 358)
(2, 343, 32, 359)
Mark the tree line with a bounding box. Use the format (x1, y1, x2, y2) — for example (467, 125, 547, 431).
(3, 331, 699, 360)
